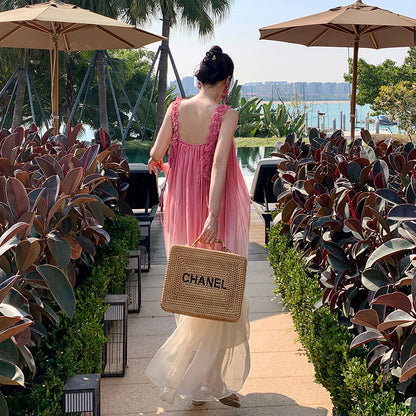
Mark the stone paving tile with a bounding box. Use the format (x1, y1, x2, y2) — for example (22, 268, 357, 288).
(128, 315, 176, 336)
(101, 379, 331, 415)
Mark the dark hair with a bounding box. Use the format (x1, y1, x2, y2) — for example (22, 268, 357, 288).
(195, 46, 234, 85)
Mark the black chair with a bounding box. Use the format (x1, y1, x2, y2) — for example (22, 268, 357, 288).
(125, 163, 160, 271)
(250, 158, 282, 244)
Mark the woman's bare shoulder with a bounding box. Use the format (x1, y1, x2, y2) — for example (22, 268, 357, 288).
(223, 107, 238, 123)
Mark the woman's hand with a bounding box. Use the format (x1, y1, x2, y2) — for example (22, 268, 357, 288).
(148, 157, 164, 175)
(197, 214, 218, 245)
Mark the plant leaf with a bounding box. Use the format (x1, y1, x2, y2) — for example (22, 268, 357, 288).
(0, 276, 18, 304)
(62, 167, 84, 195)
(401, 334, 416, 367)
(366, 239, 416, 269)
(36, 265, 75, 318)
(377, 310, 416, 332)
(0, 317, 21, 332)
(350, 329, 382, 349)
(35, 155, 64, 181)
(400, 354, 416, 382)
(367, 345, 389, 369)
(389, 204, 416, 221)
(17, 345, 36, 377)
(350, 309, 380, 329)
(371, 292, 412, 314)
(43, 175, 60, 211)
(6, 178, 29, 219)
(0, 359, 24, 386)
(81, 144, 99, 173)
(405, 397, 416, 412)
(0, 321, 32, 344)
(376, 189, 405, 205)
(46, 231, 71, 268)
(362, 269, 388, 291)
(15, 240, 40, 272)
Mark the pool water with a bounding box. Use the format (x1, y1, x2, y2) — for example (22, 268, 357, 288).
(123, 146, 276, 176)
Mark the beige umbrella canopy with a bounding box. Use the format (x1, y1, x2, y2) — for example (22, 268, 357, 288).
(0, 0, 164, 134)
(260, 0, 416, 139)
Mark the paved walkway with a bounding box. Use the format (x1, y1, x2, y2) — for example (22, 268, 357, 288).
(101, 207, 333, 416)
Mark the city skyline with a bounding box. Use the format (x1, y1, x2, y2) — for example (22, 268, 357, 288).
(170, 76, 351, 101)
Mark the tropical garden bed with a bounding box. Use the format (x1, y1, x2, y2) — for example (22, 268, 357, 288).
(267, 129, 416, 415)
(0, 123, 140, 415)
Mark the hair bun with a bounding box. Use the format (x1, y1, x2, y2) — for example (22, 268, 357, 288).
(205, 46, 223, 62)
(195, 45, 234, 85)
(209, 46, 223, 55)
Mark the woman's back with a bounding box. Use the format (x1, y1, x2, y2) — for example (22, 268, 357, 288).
(175, 96, 223, 145)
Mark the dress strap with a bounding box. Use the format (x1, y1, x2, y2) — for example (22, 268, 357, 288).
(167, 97, 184, 171)
(201, 104, 230, 182)
(171, 96, 184, 142)
(206, 104, 230, 144)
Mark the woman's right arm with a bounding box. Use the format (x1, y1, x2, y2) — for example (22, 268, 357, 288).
(148, 103, 174, 174)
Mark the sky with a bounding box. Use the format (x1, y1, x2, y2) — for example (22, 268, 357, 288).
(140, 0, 416, 84)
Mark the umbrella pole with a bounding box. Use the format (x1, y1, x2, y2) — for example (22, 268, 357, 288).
(350, 37, 359, 141)
(52, 37, 59, 135)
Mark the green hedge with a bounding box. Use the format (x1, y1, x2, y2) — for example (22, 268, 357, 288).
(267, 224, 411, 416)
(5, 215, 140, 415)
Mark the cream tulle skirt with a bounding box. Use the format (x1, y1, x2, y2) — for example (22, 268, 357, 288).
(145, 298, 250, 403)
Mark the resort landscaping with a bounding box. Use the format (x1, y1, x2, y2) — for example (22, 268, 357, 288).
(267, 128, 416, 415)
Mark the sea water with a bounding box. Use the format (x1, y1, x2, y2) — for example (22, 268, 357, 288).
(280, 101, 398, 134)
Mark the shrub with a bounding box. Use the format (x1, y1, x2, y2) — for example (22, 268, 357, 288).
(267, 223, 412, 415)
(5, 214, 140, 415)
(270, 128, 416, 408)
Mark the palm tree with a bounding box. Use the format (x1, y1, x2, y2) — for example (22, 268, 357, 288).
(71, 1, 127, 132)
(128, 0, 232, 135)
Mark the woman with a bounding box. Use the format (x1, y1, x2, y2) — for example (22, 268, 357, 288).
(146, 46, 251, 408)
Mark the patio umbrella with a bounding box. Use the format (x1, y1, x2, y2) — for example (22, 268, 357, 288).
(0, 0, 164, 134)
(259, 0, 416, 139)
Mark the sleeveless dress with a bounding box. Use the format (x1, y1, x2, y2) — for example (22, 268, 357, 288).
(145, 97, 251, 404)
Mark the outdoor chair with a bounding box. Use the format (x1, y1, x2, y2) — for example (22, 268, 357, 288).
(250, 158, 283, 244)
(125, 163, 160, 271)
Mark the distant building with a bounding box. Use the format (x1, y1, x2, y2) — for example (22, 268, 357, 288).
(170, 77, 349, 101)
(170, 76, 198, 97)
(240, 80, 350, 101)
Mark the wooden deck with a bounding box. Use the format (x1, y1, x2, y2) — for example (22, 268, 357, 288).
(150, 205, 269, 266)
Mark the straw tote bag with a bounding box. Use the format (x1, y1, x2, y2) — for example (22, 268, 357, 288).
(161, 240, 247, 322)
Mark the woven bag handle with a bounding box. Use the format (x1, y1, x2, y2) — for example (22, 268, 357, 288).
(192, 238, 230, 253)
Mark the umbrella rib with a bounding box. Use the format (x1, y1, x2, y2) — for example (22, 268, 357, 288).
(360, 25, 374, 35)
(325, 24, 353, 35)
(369, 32, 379, 49)
(96, 25, 134, 48)
(402, 26, 416, 34)
(0, 26, 22, 43)
(16, 21, 51, 35)
(260, 26, 297, 40)
(63, 33, 70, 51)
(61, 24, 93, 35)
(61, 23, 82, 34)
(308, 28, 331, 46)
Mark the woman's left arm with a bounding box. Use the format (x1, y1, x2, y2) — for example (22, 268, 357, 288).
(198, 108, 239, 244)
(148, 103, 174, 174)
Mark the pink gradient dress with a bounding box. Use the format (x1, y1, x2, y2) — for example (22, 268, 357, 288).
(145, 97, 251, 404)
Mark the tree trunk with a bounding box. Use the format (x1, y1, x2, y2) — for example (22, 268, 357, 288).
(97, 50, 109, 133)
(155, 17, 170, 136)
(12, 66, 26, 128)
(65, 61, 75, 123)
